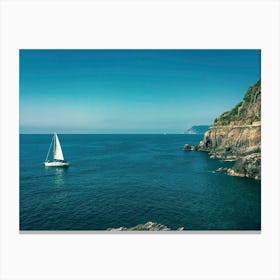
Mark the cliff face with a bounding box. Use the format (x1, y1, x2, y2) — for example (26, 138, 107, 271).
(198, 80, 261, 179)
(199, 125, 261, 159)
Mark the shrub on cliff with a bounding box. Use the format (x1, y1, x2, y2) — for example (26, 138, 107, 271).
(214, 80, 261, 126)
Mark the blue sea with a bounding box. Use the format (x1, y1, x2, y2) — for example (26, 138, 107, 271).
(20, 134, 261, 231)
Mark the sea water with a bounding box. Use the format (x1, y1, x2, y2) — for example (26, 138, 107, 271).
(20, 134, 261, 230)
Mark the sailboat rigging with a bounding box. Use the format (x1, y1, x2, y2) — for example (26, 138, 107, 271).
(44, 133, 69, 167)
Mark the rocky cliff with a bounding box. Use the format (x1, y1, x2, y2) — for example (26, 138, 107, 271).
(193, 80, 261, 179)
(199, 125, 261, 159)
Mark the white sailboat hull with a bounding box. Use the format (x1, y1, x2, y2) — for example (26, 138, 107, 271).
(44, 133, 69, 167)
(44, 161, 69, 167)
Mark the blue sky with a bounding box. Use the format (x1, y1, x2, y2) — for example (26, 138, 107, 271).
(20, 49, 260, 134)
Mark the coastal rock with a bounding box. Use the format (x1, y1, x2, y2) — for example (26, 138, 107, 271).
(107, 222, 171, 231)
(227, 153, 261, 180)
(197, 80, 261, 180)
(107, 221, 184, 231)
(183, 144, 198, 151)
(198, 125, 261, 158)
(216, 167, 228, 172)
(183, 144, 192, 151)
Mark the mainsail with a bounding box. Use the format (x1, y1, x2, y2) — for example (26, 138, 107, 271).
(54, 133, 64, 160)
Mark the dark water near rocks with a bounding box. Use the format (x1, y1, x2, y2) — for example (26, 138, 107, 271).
(20, 134, 261, 231)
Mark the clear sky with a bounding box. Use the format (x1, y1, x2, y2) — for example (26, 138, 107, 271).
(20, 49, 260, 134)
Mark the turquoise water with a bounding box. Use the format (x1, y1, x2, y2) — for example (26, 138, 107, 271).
(20, 134, 261, 230)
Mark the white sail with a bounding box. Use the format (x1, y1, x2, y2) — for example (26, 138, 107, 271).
(54, 133, 64, 160)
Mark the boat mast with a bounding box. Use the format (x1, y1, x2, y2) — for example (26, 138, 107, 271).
(53, 133, 56, 160)
(45, 134, 54, 162)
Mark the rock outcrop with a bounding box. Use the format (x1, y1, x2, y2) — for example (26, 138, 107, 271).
(107, 221, 184, 231)
(185, 80, 261, 180)
(227, 153, 261, 180)
(198, 124, 261, 159)
(183, 144, 198, 151)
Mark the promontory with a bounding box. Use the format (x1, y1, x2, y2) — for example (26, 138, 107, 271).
(184, 80, 261, 180)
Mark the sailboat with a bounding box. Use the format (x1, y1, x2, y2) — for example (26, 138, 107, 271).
(44, 133, 69, 167)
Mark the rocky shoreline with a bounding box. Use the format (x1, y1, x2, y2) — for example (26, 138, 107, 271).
(226, 153, 261, 180)
(184, 80, 261, 180)
(107, 221, 184, 231)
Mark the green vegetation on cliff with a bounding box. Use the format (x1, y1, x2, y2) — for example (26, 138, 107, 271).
(195, 80, 261, 179)
(214, 80, 261, 126)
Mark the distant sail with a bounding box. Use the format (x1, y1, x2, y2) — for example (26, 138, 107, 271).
(54, 133, 64, 160)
